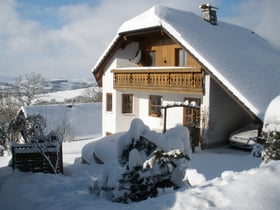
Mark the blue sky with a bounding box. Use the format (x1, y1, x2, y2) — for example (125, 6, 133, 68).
(0, 0, 279, 80)
(16, 0, 102, 28)
(16, 0, 240, 28)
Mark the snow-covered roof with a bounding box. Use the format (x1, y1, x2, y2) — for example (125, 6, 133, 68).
(93, 5, 280, 121)
(19, 103, 102, 140)
(263, 95, 280, 132)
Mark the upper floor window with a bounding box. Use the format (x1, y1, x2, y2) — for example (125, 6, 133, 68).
(146, 50, 156, 66)
(106, 93, 112, 112)
(149, 95, 162, 117)
(175, 48, 188, 66)
(122, 94, 133, 114)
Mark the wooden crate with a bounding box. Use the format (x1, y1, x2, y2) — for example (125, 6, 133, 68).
(12, 142, 63, 174)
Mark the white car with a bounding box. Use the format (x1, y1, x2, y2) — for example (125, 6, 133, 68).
(229, 125, 258, 150)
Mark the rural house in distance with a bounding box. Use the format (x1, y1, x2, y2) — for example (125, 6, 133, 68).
(92, 5, 280, 148)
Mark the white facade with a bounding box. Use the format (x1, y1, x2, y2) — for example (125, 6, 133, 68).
(100, 42, 253, 146)
(101, 43, 213, 144)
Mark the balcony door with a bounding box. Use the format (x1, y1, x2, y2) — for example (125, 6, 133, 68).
(183, 98, 201, 151)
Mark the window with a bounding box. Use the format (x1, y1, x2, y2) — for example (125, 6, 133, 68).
(122, 94, 133, 113)
(146, 50, 156, 66)
(106, 93, 112, 112)
(149, 95, 162, 117)
(175, 48, 188, 66)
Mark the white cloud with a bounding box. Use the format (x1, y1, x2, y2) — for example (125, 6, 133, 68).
(0, 0, 279, 80)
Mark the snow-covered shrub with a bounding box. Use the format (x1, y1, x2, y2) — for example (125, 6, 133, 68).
(9, 114, 47, 143)
(91, 118, 191, 203)
(261, 95, 280, 162)
(262, 132, 280, 161)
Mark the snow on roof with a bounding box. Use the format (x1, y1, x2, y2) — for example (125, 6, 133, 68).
(118, 6, 162, 33)
(20, 103, 102, 140)
(263, 95, 280, 132)
(93, 5, 280, 121)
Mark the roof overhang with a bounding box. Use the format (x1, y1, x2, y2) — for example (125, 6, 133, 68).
(92, 27, 163, 86)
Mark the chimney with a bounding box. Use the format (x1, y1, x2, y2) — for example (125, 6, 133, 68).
(199, 4, 218, 25)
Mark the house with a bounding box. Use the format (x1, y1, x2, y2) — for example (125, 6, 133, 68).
(92, 5, 280, 148)
(15, 103, 102, 141)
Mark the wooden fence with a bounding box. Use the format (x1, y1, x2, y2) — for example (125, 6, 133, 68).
(12, 142, 63, 174)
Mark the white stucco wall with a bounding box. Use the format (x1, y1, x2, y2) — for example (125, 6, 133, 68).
(109, 89, 206, 134)
(102, 42, 139, 135)
(102, 60, 116, 135)
(138, 92, 186, 131)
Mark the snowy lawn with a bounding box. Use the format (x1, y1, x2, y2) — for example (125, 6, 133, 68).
(1, 135, 280, 210)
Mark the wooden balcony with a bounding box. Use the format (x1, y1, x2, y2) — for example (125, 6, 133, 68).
(112, 67, 204, 94)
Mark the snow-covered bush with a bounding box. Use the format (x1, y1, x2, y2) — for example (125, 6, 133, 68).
(90, 118, 192, 203)
(261, 95, 280, 162)
(262, 132, 280, 161)
(10, 114, 47, 143)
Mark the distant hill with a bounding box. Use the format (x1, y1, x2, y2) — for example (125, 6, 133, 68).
(0, 76, 15, 82)
(0, 77, 96, 92)
(37, 88, 92, 104)
(47, 79, 95, 92)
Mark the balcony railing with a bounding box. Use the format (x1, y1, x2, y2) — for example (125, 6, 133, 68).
(112, 67, 204, 94)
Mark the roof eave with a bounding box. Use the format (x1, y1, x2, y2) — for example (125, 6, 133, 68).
(92, 26, 163, 87)
(92, 35, 121, 87)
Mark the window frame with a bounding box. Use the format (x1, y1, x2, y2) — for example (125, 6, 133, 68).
(106, 93, 112, 112)
(183, 97, 201, 128)
(122, 94, 133, 114)
(149, 95, 162, 117)
(175, 48, 188, 66)
(144, 50, 156, 66)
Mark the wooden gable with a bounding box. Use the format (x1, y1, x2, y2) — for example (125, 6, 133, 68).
(124, 30, 202, 68)
(93, 29, 203, 87)
(102, 30, 204, 95)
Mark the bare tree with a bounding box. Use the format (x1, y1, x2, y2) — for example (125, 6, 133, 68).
(0, 88, 19, 121)
(82, 86, 102, 103)
(14, 72, 47, 106)
(0, 73, 47, 128)
(0, 73, 47, 148)
(0, 88, 20, 148)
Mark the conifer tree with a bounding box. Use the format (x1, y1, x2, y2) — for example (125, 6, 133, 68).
(262, 131, 280, 162)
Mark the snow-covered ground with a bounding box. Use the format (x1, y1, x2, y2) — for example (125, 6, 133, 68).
(20, 103, 102, 141)
(0, 95, 279, 210)
(37, 88, 89, 103)
(0, 128, 280, 209)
